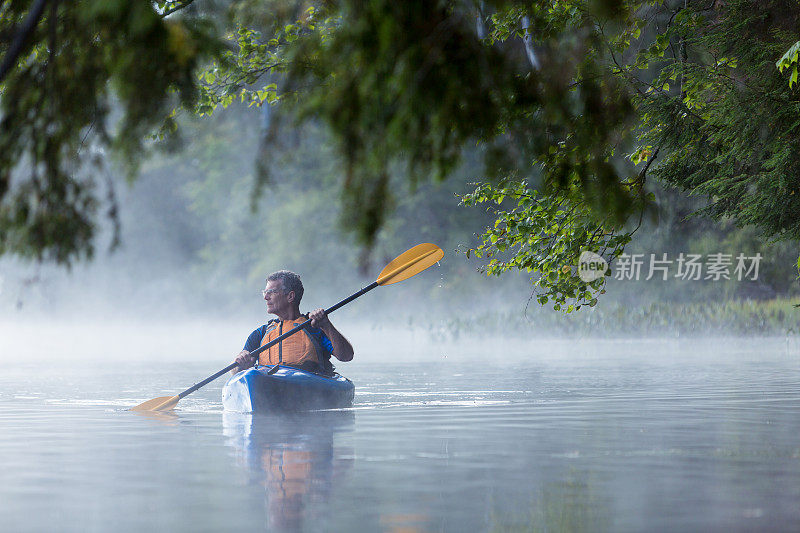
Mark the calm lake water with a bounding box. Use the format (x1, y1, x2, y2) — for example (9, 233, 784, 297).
(1, 336, 798, 532)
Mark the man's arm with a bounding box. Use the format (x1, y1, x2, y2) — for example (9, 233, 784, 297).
(231, 326, 264, 373)
(309, 308, 354, 361)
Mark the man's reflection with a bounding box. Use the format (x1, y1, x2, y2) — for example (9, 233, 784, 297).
(224, 410, 354, 531)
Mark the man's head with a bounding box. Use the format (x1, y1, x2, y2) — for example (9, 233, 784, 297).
(266, 270, 304, 302)
(263, 270, 304, 316)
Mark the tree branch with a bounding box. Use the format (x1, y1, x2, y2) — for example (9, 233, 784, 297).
(0, 0, 49, 84)
(635, 146, 660, 187)
(160, 0, 196, 18)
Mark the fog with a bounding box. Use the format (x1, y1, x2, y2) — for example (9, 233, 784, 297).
(0, 108, 527, 354)
(1, 106, 797, 365)
(3, 312, 797, 366)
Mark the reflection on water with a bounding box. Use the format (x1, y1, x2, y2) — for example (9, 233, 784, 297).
(129, 409, 179, 424)
(0, 338, 798, 532)
(223, 411, 354, 532)
(490, 469, 610, 533)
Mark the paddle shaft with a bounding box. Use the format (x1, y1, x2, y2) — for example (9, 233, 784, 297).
(175, 280, 380, 399)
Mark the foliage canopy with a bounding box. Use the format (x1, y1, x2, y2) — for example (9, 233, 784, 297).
(0, 0, 798, 312)
(0, 0, 220, 263)
(460, 0, 800, 310)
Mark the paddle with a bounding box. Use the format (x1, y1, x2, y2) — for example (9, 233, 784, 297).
(131, 242, 444, 411)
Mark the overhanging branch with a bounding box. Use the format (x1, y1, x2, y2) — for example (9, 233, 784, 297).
(160, 0, 196, 18)
(0, 0, 49, 84)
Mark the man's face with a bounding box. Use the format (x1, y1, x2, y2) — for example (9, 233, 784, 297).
(263, 279, 291, 314)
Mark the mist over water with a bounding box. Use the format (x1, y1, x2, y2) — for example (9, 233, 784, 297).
(1, 328, 799, 532)
(2, 204, 798, 532)
(1, 93, 799, 533)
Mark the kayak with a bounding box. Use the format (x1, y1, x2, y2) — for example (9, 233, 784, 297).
(222, 365, 355, 412)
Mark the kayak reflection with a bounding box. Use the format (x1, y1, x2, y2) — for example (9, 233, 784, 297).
(223, 410, 354, 532)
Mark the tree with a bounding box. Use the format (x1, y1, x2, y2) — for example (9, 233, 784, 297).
(460, 0, 800, 311)
(0, 0, 219, 264)
(2, 0, 797, 316)
(192, 0, 641, 251)
(2, 0, 641, 269)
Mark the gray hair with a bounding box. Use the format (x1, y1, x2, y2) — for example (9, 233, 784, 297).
(267, 270, 304, 303)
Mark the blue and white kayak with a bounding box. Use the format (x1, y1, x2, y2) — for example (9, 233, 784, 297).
(222, 365, 355, 412)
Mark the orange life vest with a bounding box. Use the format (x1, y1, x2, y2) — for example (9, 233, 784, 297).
(258, 317, 330, 370)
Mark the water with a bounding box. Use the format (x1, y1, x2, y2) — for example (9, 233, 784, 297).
(1, 337, 799, 532)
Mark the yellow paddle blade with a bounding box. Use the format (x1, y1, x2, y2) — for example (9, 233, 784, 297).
(130, 395, 180, 412)
(376, 243, 444, 286)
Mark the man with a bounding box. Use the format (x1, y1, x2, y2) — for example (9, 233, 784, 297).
(234, 270, 354, 374)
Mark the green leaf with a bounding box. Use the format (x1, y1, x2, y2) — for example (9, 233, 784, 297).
(776, 41, 800, 71)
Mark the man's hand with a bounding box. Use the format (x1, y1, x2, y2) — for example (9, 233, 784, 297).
(309, 308, 332, 330)
(234, 349, 256, 371)
(309, 307, 354, 362)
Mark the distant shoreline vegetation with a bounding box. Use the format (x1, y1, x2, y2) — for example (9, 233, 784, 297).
(421, 298, 800, 339)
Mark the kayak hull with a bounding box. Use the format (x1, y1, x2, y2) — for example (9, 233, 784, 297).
(222, 365, 354, 412)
